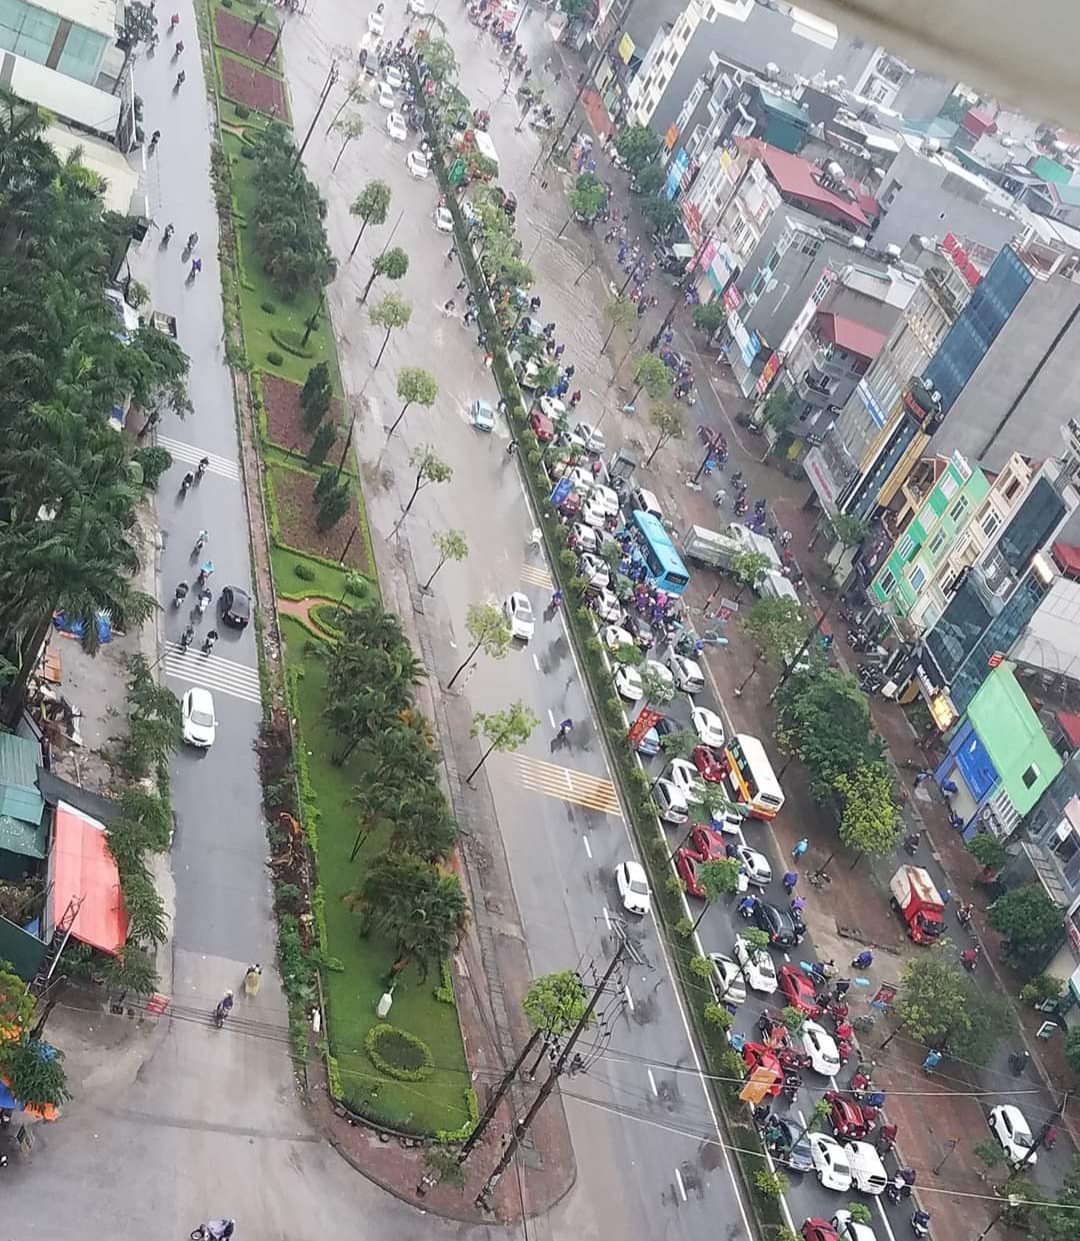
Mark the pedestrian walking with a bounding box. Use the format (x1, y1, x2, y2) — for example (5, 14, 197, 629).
(446, 244, 457, 262)
(792, 838, 809, 861)
(782, 870, 798, 894)
(913, 770, 932, 787)
(443, 298, 455, 315)
(243, 964, 262, 996)
(852, 949, 874, 970)
(921, 1048, 941, 1073)
(456, 277, 468, 291)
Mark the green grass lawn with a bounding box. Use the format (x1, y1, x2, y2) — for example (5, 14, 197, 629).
(271, 545, 351, 601)
(214, 0, 279, 28)
(280, 616, 471, 1133)
(223, 130, 342, 392)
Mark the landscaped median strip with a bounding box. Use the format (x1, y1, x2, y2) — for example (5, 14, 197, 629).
(196, 0, 472, 1139)
(410, 54, 788, 1238)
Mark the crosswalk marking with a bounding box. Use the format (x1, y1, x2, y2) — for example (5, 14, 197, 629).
(158, 436, 241, 482)
(504, 752, 622, 816)
(164, 643, 262, 705)
(518, 562, 553, 589)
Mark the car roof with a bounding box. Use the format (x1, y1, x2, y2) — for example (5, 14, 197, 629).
(188, 686, 214, 708)
(624, 859, 646, 880)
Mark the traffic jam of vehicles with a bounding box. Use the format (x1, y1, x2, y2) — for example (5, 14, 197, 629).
(532, 417, 1025, 1237)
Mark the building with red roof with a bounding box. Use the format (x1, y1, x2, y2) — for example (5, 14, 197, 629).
(741, 138, 878, 233)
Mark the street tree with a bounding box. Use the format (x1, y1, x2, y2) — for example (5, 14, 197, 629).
(558, 173, 608, 237)
(601, 295, 637, 350)
(645, 401, 685, 466)
(1039, 1156, 1080, 1241)
(688, 780, 743, 824)
(633, 165, 665, 197)
(834, 759, 900, 860)
(615, 123, 661, 173)
(830, 513, 869, 548)
(331, 112, 365, 172)
(422, 529, 468, 591)
(398, 444, 451, 521)
(691, 858, 743, 929)
(423, 37, 458, 84)
(447, 601, 513, 689)
(1065, 1028, 1080, 1073)
(729, 550, 772, 602)
(659, 728, 698, 760)
(349, 179, 392, 257)
(325, 74, 368, 137)
(0, 962, 34, 1031)
(467, 700, 540, 783)
(306, 421, 336, 466)
(388, 366, 438, 438)
(347, 782, 401, 859)
(692, 302, 725, 336)
(630, 352, 673, 404)
(116, 2, 157, 92)
(314, 471, 350, 530)
(349, 852, 467, 978)
(762, 386, 798, 434)
(988, 885, 1066, 977)
(640, 663, 676, 709)
(390, 788, 458, 862)
(522, 969, 589, 1071)
(0, 1036, 70, 1108)
(775, 667, 880, 801)
(736, 598, 809, 693)
(968, 831, 1008, 874)
(301, 360, 333, 431)
(358, 245, 409, 304)
(369, 291, 413, 368)
(895, 956, 970, 1049)
(640, 195, 680, 235)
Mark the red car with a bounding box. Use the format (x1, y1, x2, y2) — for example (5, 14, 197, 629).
(741, 1044, 784, 1094)
(692, 744, 728, 782)
(824, 1090, 871, 1139)
(688, 825, 728, 862)
(529, 409, 555, 442)
(778, 965, 822, 1017)
(802, 1221, 839, 1241)
(675, 848, 706, 898)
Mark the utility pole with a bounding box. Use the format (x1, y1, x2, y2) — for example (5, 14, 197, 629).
(1016, 1091, 1068, 1172)
(294, 59, 339, 166)
(475, 934, 637, 1207)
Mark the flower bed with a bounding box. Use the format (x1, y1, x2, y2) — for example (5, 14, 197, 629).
(267, 462, 372, 574)
(214, 8, 280, 66)
(220, 54, 289, 121)
(262, 373, 343, 458)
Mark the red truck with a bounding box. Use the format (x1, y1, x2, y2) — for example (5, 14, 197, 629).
(890, 865, 946, 944)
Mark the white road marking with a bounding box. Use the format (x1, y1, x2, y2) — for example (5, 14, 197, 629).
(647, 1069, 658, 1097)
(532, 652, 540, 671)
(674, 1167, 687, 1202)
(875, 1196, 900, 1241)
(624, 985, 634, 1012)
(602, 906, 612, 931)
(164, 644, 261, 705)
(583, 835, 592, 859)
(158, 437, 241, 482)
(547, 708, 556, 728)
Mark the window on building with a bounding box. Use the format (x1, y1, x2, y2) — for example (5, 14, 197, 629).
(896, 534, 915, 561)
(909, 565, 927, 592)
(980, 510, 1002, 539)
(877, 568, 896, 595)
(1022, 763, 1041, 789)
(56, 23, 106, 84)
(939, 473, 959, 500)
(949, 495, 970, 523)
(0, 0, 60, 65)
(1004, 477, 1022, 501)
(927, 529, 948, 558)
(798, 234, 822, 258)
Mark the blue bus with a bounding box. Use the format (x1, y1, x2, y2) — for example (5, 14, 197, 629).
(629, 510, 691, 595)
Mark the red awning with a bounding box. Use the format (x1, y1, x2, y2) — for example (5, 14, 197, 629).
(51, 801, 127, 955)
(1052, 541, 1080, 579)
(1057, 711, 1080, 750)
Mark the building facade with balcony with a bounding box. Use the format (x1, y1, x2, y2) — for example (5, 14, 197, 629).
(785, 308, 884, 430)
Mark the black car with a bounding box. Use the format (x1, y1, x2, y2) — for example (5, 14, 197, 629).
(764, 1116, 813, 1174)
(220, 585, 251, 629)
(754, 900, 803, 948)
(622, 613, 655, 651)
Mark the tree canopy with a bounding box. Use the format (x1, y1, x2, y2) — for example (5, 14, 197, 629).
(987, 885, 1065, 978)
(615, 124, 661, 173)
(895, 956, 1010, 1065)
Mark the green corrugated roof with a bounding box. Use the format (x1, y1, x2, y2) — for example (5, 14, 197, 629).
(0, 734, 44, 827)
(1056, 181, 1080, 206)
(0, 814, 46, 860)
(1031, 155, 1071, 185)
(757, 88, 809, 126)
(968, 665, 1062, 814)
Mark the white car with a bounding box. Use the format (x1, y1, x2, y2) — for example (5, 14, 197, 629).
(691, 705, 726, 748)
(387, 111, 408, 142)
(668, 652, 705, 694)
(377, 81, 396, 109)
(808, 1133, 853, 1192)
(989, 1104, 1037, 1166)
(570, 523, 602, 555)
(504, 592, 535, 642)
(642, 659, 674, 692)
(593, 588, 623, 624)
(832, 1211, 876, 1241)
(591, 483, 619, 517)
(801, 1020, 842, 1077)
(181, 687, 217, 749)
(434, 204, 454, 233)
(581, 495, 607, 529)
(736, 844, 772, 887)
(566, 465, 595, 494)
(616, 860, 651, 916)
(577, 553, 610, 591)
(540, 394, 568, 424)
(732, 934, 778, 994)
(665, 757, 705, 802)
(384, 64, 404, 91)
(707, 953, 746, 1005)
(571, 421, 606, 454)
(367, 10, 385, 35)
(614, 664, 643, 702)
(406, 149, 430, 179)
(601, 625, 635, 651)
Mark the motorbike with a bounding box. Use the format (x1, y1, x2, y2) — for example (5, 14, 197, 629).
(179, 626, 195, 652)
(195, 588, 212, 616)
(173, 582, 189, 609)
(911, 1210, 930, 1238)
(780, 1072, 800, 1103)
(179, 471, 195, 496)
(197, 560, 215, 587)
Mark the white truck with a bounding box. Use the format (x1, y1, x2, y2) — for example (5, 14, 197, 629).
(682, 523, 782, 574)
(844, 1140, 889, 1195)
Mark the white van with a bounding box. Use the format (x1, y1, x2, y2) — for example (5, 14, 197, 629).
(630, 487, 663, 521)
(845, 1141, 888, 1195)
(759, 570, 799, 603)
(668, 652, 705, 694)
(652, 778, 689, 824)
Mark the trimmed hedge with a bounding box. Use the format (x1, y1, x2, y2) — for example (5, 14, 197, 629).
(364, 1023, 435, 1082)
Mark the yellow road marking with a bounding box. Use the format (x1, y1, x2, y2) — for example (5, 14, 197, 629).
(518, 562, 553, 589)
(504, 752, 622, 816)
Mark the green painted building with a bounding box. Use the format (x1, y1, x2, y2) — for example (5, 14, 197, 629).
(870, 456, 990, 619)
